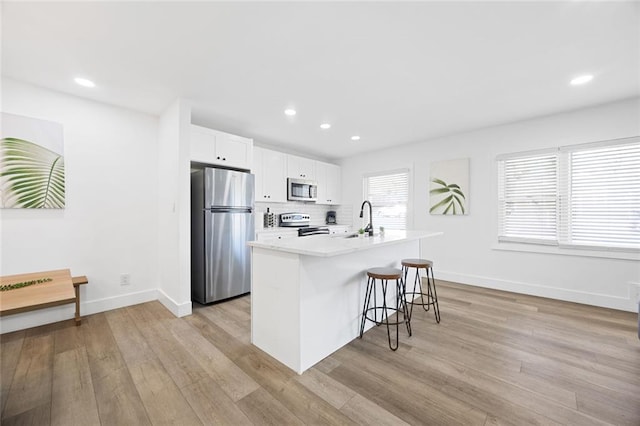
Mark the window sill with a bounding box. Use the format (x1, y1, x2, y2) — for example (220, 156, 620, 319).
(492, 242, 640, 261)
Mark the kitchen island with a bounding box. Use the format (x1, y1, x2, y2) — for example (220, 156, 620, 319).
(247, 230, 442, 374)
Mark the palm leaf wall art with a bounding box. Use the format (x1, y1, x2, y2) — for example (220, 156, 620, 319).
(430, 178, 466, 214)
(429, 158, 469, 215)
(0, 137, 65, 208)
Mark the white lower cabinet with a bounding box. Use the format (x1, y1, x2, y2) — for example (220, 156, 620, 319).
(255, 229, 298, 241)
(327, 225, 350, 235)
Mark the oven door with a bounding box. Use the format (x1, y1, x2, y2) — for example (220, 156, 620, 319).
(287, 178, 317, 202)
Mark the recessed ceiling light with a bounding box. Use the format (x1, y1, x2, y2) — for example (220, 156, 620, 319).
(74, 77, 95, 88)
(351, 136, 361, 141)
(284, 109, 297, 116)
(570, 74, 594, 86)
(320, 123, 331, 130)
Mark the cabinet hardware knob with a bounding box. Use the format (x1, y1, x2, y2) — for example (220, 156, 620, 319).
(223, 158, 226, 161)
(217, 156, 220, 160)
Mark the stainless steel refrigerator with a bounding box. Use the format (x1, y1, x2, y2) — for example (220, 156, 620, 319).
(191, 167, 255, 304)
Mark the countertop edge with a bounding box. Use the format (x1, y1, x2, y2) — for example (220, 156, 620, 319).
(248, 231, 443, 257)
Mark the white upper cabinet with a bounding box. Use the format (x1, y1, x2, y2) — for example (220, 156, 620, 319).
(215, 133, 252, 169)
(253, 146, 287, 203)
(287, 154, 316, 180)
(190, 125, 252, 170)
(316, 161, 341, 205)
(190, 125, 216, 163)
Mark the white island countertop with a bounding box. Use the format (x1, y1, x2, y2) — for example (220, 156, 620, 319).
(248, 230, 443, 257)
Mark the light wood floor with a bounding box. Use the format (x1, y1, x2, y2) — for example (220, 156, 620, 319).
(1, 281, 639, 425)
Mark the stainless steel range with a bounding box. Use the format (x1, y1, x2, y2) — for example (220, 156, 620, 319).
(278, 213, 329, 236)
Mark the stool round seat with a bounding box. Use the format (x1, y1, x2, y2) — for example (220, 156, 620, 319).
(401, 259, 433, 268)
(367, 267, 402, 280)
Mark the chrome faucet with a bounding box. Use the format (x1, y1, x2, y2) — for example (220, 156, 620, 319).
(359, 200, 374, 236)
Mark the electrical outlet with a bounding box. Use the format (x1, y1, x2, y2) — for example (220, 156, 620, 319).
(120, 273, 131, 286)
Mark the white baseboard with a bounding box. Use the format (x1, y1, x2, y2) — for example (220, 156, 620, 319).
(157, 289, 192, 317)
(436, 270, 637, 313)
(0, 288, 159, 334)
(83, 289, 159, 316)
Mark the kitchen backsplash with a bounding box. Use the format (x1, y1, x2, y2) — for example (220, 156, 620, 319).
(256, 202, 353, 229)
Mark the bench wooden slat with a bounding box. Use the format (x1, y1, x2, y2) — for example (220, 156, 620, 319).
(0, 269, 75, 317)
(0, 270, 88, 326)
(72, 276, 89, 286)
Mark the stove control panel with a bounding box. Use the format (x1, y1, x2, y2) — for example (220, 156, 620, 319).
(279, 213, 311, 227)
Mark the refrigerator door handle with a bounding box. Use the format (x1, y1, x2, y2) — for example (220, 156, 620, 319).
(209, 207, 253, 213)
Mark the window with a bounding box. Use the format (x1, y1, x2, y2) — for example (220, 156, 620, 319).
(363, 170, 409, 230)
(498, 151, 558, 244)
(498, 137, 640, 251)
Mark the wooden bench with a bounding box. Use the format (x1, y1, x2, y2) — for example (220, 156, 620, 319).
(0, 269, 89, 326)
(72, 275, 89, 325)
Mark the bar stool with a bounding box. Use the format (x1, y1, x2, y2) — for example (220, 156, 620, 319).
(359, 267, 411, 350)
(401, 259, 441, 323)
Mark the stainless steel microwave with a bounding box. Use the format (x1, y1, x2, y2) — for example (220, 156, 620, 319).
(287, 178, 317, 202)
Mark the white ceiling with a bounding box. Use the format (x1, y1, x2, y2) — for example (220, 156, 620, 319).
(2, 1, 639, 161)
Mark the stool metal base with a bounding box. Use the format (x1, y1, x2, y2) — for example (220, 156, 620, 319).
(359, 273, 411, 351)
(402, 263, 441, 323)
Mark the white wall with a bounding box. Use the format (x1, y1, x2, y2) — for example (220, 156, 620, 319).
(1, 79, 161, 332)
(340, 98, 640, 312)
(157, 99, 192, 317)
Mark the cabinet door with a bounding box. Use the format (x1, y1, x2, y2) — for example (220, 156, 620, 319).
(287, 155, 316, 180)
(263, 149, 287, 202)
(326, 163, 341, 204)
(315, 161, 329, 204)
(299, 157, 316, 180)
(190, 125, 217, 164)
(328, 226, 349, 235)
(254, 147, 286, 203)
(316, 161, 341, 205)
(215, 133, 252, 169)
(253, 146, 264, 200)
(256, 230, 298, 241)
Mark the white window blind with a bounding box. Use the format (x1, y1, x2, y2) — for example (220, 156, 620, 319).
(559, 139, 640, 249)
(498, 151, 558, 244)
(363, 170, 408, 230)
(498, 136, 640, 251)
